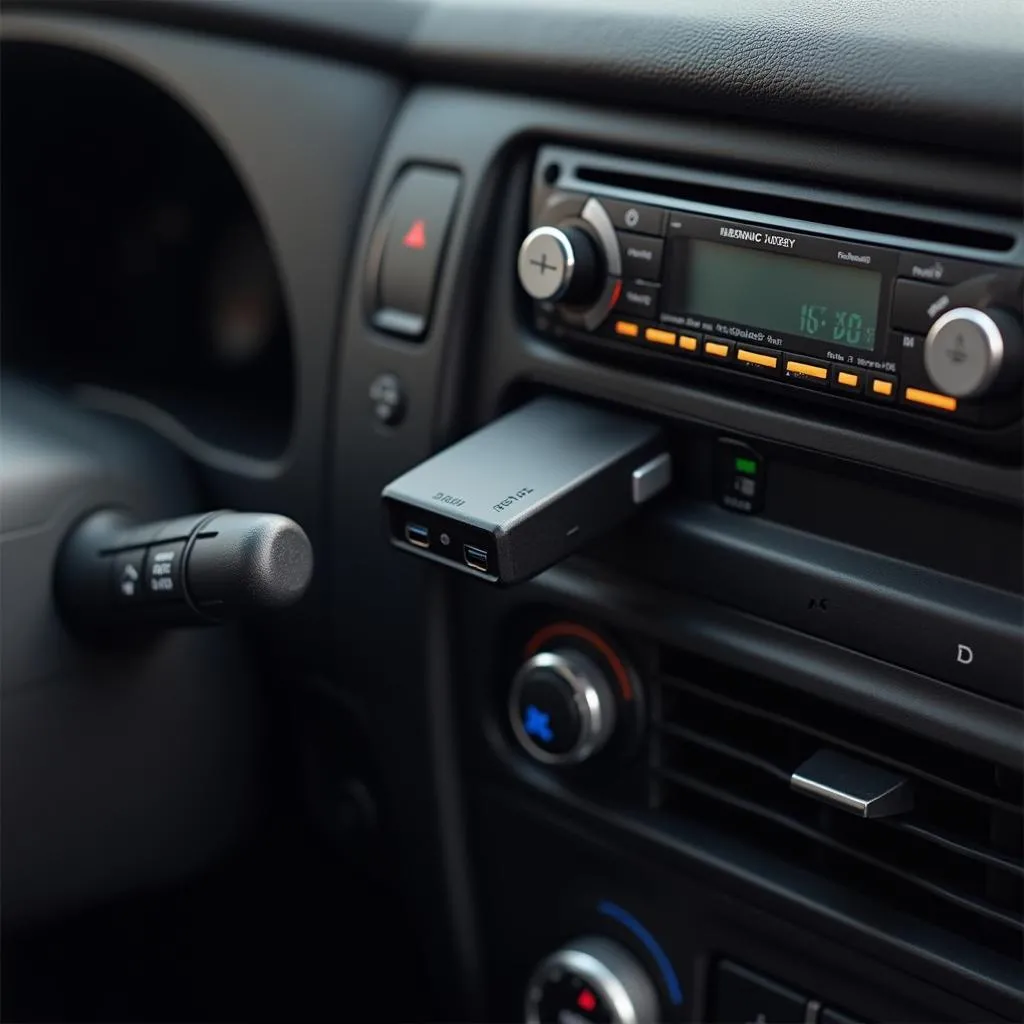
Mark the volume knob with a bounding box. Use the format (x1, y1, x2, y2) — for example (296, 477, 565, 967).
(509, 649, 616, 765)
(518, 225, 603, 305)
(924, 306, 1023, 399)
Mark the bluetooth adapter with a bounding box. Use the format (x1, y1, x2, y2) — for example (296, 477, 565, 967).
(381, 396, 671, 584)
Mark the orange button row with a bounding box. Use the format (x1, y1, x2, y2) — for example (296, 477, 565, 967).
(614, 320, 698, 352)
(611, 320, 958, 413)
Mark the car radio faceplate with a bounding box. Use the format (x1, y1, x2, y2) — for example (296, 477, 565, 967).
(519, 147, 1024, 441)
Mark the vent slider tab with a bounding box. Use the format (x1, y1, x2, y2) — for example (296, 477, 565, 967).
(791, 749, 914, 819)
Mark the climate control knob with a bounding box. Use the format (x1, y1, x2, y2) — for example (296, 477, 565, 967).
(518, 224, 603, 305)
(510, 648, 616, 765)
(525, 937, 660, 1024)
(924, 306, 1023, 399)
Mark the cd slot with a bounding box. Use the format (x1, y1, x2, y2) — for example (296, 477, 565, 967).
(576, 166, 1015, 252)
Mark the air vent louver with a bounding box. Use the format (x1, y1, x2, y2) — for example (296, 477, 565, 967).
(652, 649, 1023, 959)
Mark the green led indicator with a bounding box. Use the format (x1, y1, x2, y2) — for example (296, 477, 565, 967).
(734, 457, 758, 476)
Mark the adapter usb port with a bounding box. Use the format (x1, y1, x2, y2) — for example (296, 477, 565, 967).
(463, 545, 489, 573)
(405, 523, 430, 549)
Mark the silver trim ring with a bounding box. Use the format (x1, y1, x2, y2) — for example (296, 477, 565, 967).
(509, 650, 615, 766)
(517, 226, 575, 301)
(924, 306, 1004, 398)
(524, 939, 659, 1024)
(581, 197, 622, 277)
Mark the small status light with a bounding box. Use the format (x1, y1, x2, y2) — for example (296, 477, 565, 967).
(577, 989, 598, 1012)
(734, 457, 758, 476)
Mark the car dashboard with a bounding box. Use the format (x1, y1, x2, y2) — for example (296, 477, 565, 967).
(1, 2, 1022, 1022)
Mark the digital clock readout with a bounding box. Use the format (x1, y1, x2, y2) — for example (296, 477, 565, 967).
(671, 239, 881, 351)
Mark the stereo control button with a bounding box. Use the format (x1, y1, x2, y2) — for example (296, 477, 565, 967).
(903, 387, 957, 412)
(618, 232, 664, 280)
(897, 253, 982, 286)
(704, 338, 734, 360)
(617, 282, 660, 318)
(518, 225, 602, 304)
(830, 365, 863, 392)
(644, 327, 676, 347)
(868, 373, 897, 400)
(891, 279, 947, 335)
(783, 356, 830, 384)
(735, 346, 780, 375)
(601, 198, 666, 236)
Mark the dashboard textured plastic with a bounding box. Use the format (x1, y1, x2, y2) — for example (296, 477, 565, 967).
(13, 0, 1024, 158)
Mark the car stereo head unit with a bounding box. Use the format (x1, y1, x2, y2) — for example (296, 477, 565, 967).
(517, 146, 1024, 438)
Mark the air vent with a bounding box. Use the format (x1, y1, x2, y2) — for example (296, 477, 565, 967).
(577, 167, 1016, 252)
(652, 649, 1023, 959)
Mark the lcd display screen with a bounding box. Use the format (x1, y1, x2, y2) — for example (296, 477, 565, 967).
(677, 239, 882, 350)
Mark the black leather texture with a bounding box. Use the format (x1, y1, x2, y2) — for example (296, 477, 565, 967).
(13, 0, 1024, 157)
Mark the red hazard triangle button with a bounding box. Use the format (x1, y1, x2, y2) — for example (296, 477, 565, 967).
(402, 218, 427, 250)
(373, 166, 459, 337)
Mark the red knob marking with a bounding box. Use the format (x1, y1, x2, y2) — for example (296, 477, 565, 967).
(524, 621, 632, 701)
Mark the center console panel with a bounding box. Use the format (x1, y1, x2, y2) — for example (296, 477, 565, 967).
(328, 85, 1023, 1023)
(455, 131, 1023, 1022)
(458, 540, 1022, 1022)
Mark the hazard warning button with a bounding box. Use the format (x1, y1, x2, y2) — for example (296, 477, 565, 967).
(370, 167, 461, 338)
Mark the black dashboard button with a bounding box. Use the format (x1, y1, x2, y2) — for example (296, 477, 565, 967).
(714, 438, 764, 514)
(369, 372, 406, 426)
(371, 167, 460, 338)
(601, 198, 666, 237)
(618, 231, 664, 280)
(713, 961, 807, 1023)
(891, 279, 947, 334)
(617, 282, 660, 318)
(896, 252, 982, 286)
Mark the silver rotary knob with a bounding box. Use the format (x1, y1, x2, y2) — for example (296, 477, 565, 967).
(525, 937, 660, 1024)
(509, 649, 616, 766)
(518, 225, 603, 305)
(924, 306, 1022, 399)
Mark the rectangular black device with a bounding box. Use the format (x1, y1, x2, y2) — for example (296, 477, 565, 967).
(381, 396, 671, 584)
(526, 146, 1023, 435)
